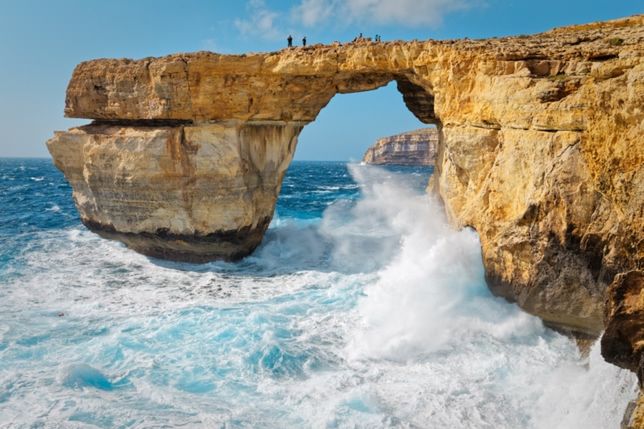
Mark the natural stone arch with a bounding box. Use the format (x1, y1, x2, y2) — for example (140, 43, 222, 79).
(48, 17, 643, 341)
(51, 48, 443, 262)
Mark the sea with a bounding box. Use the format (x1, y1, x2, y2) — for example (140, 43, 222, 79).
(0, 158, 638, 428)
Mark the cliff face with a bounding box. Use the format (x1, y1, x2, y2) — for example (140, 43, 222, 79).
(362, 128, 438, 166)
(602, 271, 644, 383)
(49, 16, 643, 387)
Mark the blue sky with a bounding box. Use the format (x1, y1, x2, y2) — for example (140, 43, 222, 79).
(0, 0, 641, 160)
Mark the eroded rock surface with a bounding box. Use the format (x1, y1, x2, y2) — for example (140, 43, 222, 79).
(362, 128, 438, 166)
(48, 122, 300, 261)
(602, 271, 644, 383)
(49, 16, 643, 348)
(601, 271, 644, 429)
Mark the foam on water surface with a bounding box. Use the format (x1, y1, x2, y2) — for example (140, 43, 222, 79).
(0, 159, 637, 428)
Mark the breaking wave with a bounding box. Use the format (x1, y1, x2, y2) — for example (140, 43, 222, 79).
(0, 159, 637, 428)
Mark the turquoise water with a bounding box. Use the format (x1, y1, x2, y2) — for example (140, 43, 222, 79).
(0, 159, 637, 428)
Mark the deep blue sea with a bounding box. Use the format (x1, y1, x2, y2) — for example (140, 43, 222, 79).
(0, 158, 637, 428)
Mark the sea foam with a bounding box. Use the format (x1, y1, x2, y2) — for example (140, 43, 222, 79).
(0, 160, 637, 428)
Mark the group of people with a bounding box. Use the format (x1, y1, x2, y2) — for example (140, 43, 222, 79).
(286, 33, 383, 48)
(352, 33, 382, 42)
(287, 35, 306, 47)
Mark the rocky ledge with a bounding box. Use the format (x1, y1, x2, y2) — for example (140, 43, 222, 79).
(362, 128, 438, 166)
(48, 16, 643, 403)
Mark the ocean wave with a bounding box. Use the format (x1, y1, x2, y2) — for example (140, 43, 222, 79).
(0, 161, 636, 428)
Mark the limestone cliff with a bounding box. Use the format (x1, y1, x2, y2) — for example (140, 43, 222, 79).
(362, 128, 438, 166)
(48, 16, 643, 395)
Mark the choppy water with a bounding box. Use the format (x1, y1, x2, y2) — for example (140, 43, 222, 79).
(0, 158, 637, 428)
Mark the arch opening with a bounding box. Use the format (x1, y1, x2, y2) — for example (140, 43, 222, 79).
(49, 53, 444, 263)
(293, 79, 438, 163)
(323, 72, 438, 127)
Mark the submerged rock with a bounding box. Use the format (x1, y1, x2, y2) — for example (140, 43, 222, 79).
(362, 128, 438, 166)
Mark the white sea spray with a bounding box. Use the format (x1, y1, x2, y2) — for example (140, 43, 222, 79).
(0, 163, 637, 428)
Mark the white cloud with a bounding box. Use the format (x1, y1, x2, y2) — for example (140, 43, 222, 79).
(291, 0, 474, 28)
(291, 0, 335, 27)
(234, 0, 475, 40)
(202, 38, 218, 51)
(234, 0, 281, 40)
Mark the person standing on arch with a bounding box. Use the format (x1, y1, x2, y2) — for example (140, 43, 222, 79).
(287, 35, 293, 47)
(302, 36, 307, 47)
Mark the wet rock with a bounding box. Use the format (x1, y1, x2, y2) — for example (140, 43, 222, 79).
(602, 271, 644, 385)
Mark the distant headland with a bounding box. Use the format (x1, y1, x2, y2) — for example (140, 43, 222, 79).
(362, 128, 438, 166)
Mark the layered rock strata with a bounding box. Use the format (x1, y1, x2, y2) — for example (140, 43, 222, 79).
(49, 15, 643, 391)
(362, 127, 438, 166)
(48, 121, 301, 261)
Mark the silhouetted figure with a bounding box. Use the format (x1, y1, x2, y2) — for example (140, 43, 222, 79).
(375, 34, 381, 42)
(302, 36, 307, 47)
(287, 35, 293, 47)
(359, 32, 363, 39)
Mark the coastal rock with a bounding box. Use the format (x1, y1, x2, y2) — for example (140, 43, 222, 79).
(602, 271, 644, 383)
(601, 271, 644, 429)
(622, 392, 644, 429)
(48, 122, 300, 261)
(48, 15, 643, 348)
(362, 128, 438, 166)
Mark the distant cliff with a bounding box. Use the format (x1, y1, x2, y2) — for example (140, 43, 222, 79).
(362, 128, 438, 166)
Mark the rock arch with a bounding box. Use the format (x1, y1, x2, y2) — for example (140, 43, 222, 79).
(48, 17, 643, 343)
(49, 46, 443, 263)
